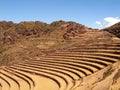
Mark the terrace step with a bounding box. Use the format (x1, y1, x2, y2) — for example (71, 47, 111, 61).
(0, 70, 20, 90)
(0, 42, 120, 90)
(10, 66, 67, 90)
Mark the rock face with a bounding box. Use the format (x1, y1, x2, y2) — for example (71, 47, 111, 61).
(0, 20, 120, 90)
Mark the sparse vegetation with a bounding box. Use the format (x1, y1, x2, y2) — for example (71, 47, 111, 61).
(103, 22, 120, 38)
(0, 20, 90, 66)
(0, 20, 120, 90)
(0, 54, 13, 66)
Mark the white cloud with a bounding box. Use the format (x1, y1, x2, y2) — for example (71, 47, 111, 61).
(96, 21, 102, 26)
(104, 17, 120, 27)
(94, 17, 120, 29)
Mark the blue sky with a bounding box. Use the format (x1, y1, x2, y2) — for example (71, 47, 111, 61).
(0, 0, 120, 29)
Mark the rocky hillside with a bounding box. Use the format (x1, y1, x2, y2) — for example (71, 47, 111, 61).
(0, 20, 89, 45)
(103, 22, 120, 38)
(0, 20, 116, 66)
(0, 20, 120, 90)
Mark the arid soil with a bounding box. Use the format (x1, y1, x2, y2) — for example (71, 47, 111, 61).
(0, 21, 120, 90)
